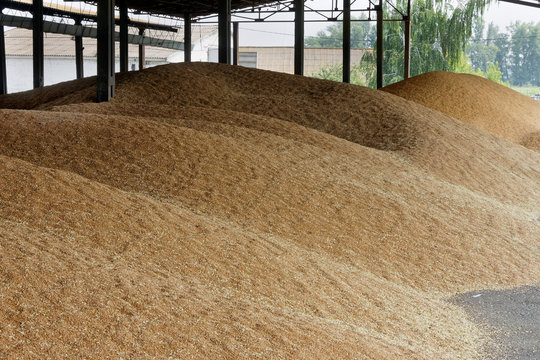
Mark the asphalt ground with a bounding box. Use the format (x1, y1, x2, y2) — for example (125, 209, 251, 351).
(451, 286, 540, 359)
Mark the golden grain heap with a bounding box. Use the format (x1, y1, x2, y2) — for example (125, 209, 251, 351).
(382, 71, 540, 151)
(0, 64, 539, 359)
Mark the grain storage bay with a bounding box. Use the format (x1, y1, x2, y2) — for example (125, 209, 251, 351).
(0, 63, 538, 358)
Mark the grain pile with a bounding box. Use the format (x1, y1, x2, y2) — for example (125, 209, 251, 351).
(0, 63, 539, 359)
(381, 71, 540, 151)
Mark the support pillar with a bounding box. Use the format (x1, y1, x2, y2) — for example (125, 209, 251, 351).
(97, 0, 115, 102)
(33, 0, 44, 89)
(184, 14, 191, 62)
(233, 22, 239, 65)
(138, 28, 146, 70)
(0, 23, 7, 94)
(0, 7, 7, 95)
(218, 0, 231, 64)
(119, 0, 129, 72)
(75, 18, 84, 79)
(376, 0, 383, 89)
(403, 0, 411, 79)
(343, 0, 351, 83)
(294, 0, 304, 75)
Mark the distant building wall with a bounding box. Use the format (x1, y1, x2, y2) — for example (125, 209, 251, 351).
(167, 31, 218, 63)
(5, 56, 167, 93)
(236, 47, 371, 76)
(6, 56, 99, 93)
(3, 26, 218, 94)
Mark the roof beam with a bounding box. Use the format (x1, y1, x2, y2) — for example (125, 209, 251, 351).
(499, 0, 540, 7)
(0, 14, 185, 49)
(77, 0, 282, 17)
(2, 0, 178, 32)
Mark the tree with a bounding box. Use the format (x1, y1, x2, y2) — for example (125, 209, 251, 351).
(451, 53, 507, 85)
(363, 0, 492, 87)
(452, 52, 483, 76)
(464, 21, 540, 86)
(311, 64, 370, 86)
(488, 23, 511, 82)
(307, 0, 493, 87)
(484, 62, 505, 84)
(305, 19, 376, 85)
(305, 18, 376, 48)
(466, 19, 499, 72)
(509, 22, 540, 86)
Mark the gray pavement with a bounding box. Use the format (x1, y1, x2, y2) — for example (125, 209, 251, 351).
(451, 286, 540, 360)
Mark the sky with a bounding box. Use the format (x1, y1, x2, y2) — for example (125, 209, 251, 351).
(484, 1, 540, 28)
(237, 0, 540, 46)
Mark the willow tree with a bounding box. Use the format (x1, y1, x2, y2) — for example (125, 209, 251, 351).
(361, 0, 491, 87)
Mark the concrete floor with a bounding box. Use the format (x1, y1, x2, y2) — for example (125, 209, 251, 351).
(452, 286, 540, 360)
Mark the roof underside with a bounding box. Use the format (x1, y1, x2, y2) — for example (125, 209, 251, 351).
(119, 0, 278, 17)
(499, 0, 540, 8)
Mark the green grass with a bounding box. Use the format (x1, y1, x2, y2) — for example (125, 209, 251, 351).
(511, 86, 540, 97)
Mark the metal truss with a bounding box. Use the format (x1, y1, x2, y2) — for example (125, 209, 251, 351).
(499, 0, 540, 7)
(1, 0, 178, 32)
(193, 0, 408, 23)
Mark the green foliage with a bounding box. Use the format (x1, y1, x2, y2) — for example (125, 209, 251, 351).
(305, 0, 540, 88)
(311, 64, 370, 86)
(466, 21, 540, 86)
(446, 52, 508, 85)
(466, 19, 499, 72)
(509, 22, 540, 86)
(484, 62, 505, 84)
(453, 52, 483, 75)
(490, 25, 511, 81)
(511, 86, 540, 97)
(360, 0, 491, 87)
(305, 18, 376, 48)
(312, 64, 343, 81)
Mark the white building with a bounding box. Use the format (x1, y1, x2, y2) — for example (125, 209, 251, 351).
(3, 25, 218, 93)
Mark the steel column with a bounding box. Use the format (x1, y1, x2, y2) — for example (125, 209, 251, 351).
(233, 22, 239, 65)
(75, 18, 84, 79)
(218, 0, 231, 64)
(32, 0, 44, 89)
(138, 28, 145, 69)
(294, 0, 304, 75)
(184, 14, 191, 62)
(119, 0, 128, 72)
(97, 0, 115, 102)
(403, 0, 411, 79)
(376, 0, 383, 89)
(0, 24, 7, 94)
(343, 0, 351, 83)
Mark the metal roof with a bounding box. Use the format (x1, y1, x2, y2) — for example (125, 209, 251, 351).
(4, 0, 178, 31)
(118, 0, 540, 17)
(109, 0, 278, 17)
(499, 0, 540, 8)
